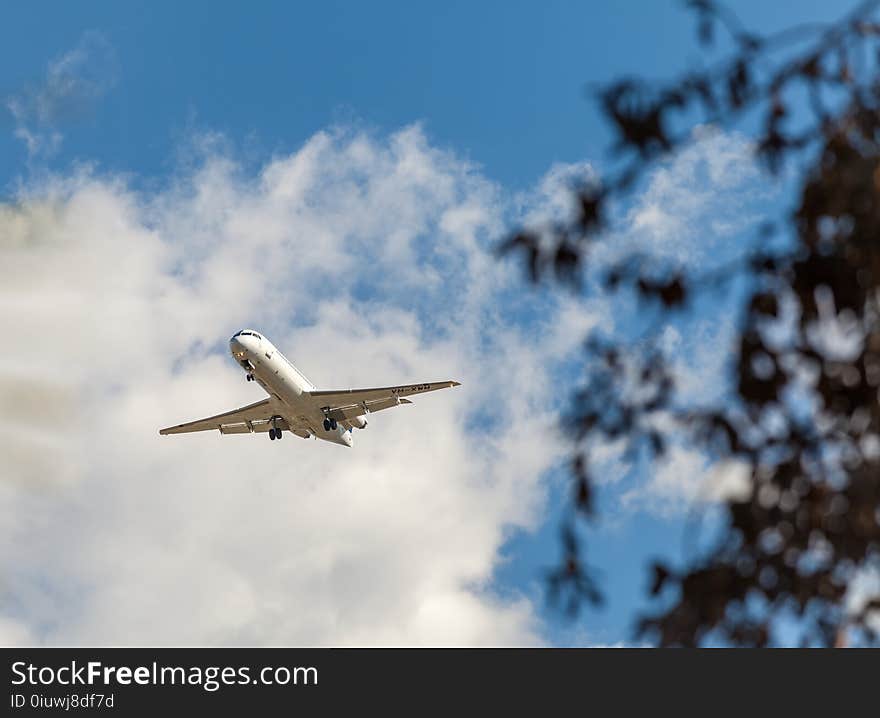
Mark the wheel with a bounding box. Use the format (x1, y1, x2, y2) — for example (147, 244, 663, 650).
(329, 418, 338, 430)
(269, 428, 276, 440)
(246, 374, 253, 381)
(276, 428, 282, 440)
(323, 418, 331, 431)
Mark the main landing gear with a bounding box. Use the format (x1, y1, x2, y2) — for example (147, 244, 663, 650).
(246, 374, 255, 382)
(269, 417, 283, 440)
(322, 417, 338, 431)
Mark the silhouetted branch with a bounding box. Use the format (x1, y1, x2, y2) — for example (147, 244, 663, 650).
(509, 0, 880, 646)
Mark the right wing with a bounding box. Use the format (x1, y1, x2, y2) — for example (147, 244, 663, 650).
(309, 380, 460, 421)
(159, 398, 285, 435)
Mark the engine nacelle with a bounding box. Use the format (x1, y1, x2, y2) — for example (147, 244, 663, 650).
(351, 415, 368, 429)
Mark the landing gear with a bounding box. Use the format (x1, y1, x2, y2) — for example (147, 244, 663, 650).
(323, 418, 331, 431)
(323, 418, 338, 431)
(268, 413, 284, 441)
(246, 374, 254, 382)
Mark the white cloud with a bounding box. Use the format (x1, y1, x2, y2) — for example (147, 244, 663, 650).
(6, 32, 117, 159)
(621, 448, 751, 517)
(622, 127, 766, 266)
(515, 160, 598, 230)
(658, 316, 738, 406)
(578, 316, 746, 515)
(588, 128, 772, 518)
(0, 125, 602, 646)
(846, 568, 880, 638)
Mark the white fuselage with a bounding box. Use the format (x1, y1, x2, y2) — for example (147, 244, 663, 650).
(229, 330, 354, 447)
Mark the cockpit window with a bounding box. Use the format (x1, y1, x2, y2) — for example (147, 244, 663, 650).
(234, 330, 261, 339)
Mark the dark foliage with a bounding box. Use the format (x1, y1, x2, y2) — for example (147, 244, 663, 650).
(504, 1, 880, 645)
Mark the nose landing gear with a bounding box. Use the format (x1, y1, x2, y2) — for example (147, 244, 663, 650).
(246, 374, 254, 382)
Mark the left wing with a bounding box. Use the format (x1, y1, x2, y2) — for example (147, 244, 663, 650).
(159, 398, 283, 435)
(310, 380, 460, 421)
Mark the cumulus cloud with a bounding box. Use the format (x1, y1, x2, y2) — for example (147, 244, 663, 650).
(0, 124, 600, 646)
(620, 450, 751, 516)
(846, 568, 880, 638)
(6, 32, 117, 158)
(657, 316, 738, 406)
(607, 315, 749, 519)
(515, 160, 598, 229)
(621, 126, 767, 266)
(0, 105, 780, 642)
(585, 129, 774, 518)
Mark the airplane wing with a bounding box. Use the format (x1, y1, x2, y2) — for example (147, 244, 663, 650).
(159, 398, 285, 436)
(310, 380, 460, 421)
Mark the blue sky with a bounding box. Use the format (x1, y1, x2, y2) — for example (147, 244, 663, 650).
(0, 2, 857, 646)
(0, 0, 843, 192)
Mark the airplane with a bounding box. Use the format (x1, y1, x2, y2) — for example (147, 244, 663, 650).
(159, 329, 461, 447)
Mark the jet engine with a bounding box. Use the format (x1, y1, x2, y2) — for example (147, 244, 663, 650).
(351, 415, 368, 429)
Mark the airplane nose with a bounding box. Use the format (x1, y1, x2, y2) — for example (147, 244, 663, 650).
(229, 337, 246, 357)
